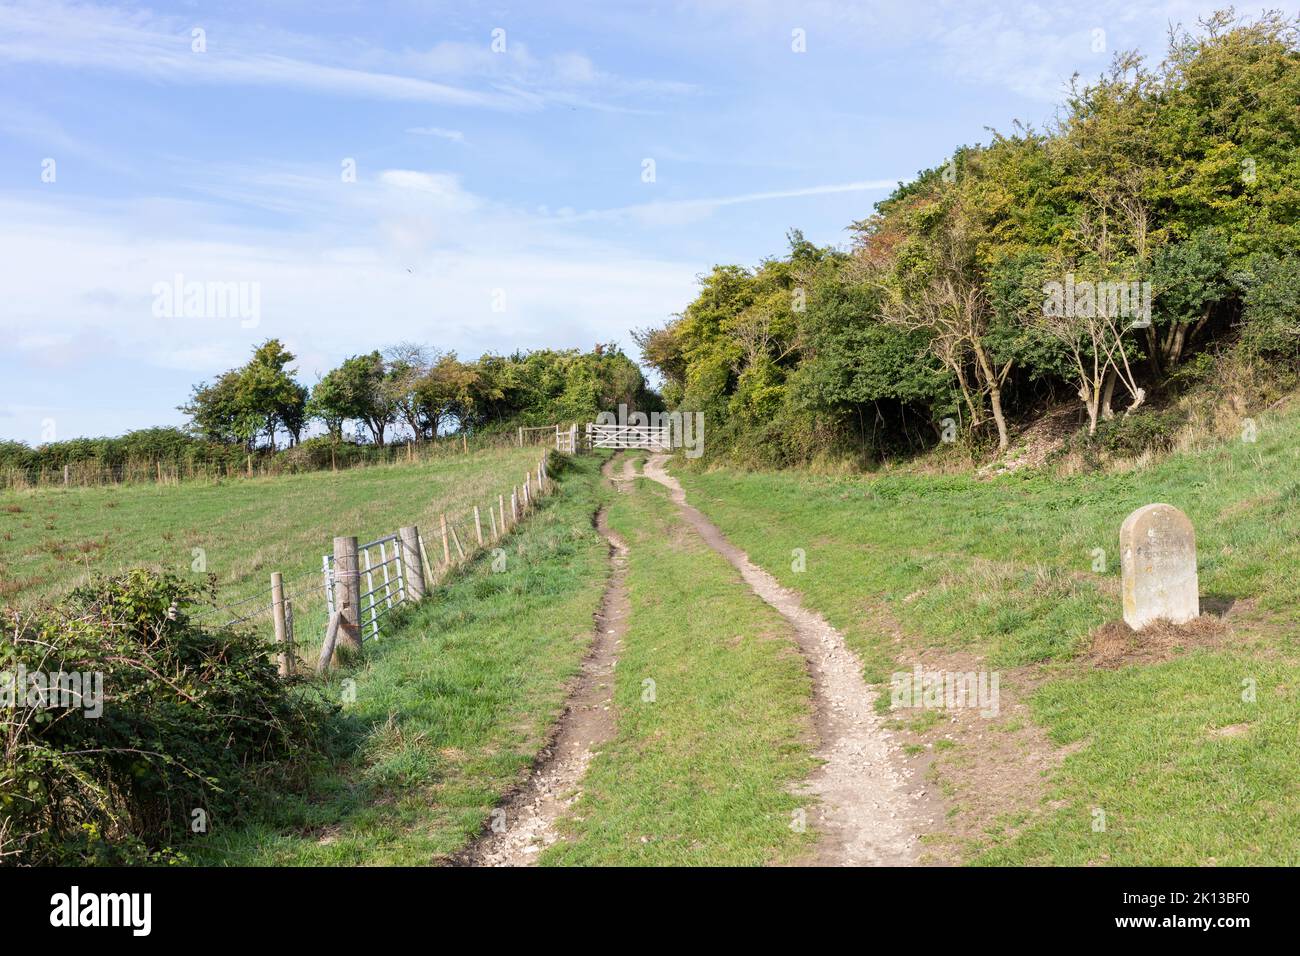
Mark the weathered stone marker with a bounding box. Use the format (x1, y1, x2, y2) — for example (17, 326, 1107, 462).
(1120, 503, 1199, 629)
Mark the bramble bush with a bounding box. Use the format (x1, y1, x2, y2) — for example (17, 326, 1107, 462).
(1, 570, 335, 864)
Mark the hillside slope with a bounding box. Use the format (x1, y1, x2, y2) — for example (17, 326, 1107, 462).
(675, 401, 1300, 864)
(0, 445, 543, 647)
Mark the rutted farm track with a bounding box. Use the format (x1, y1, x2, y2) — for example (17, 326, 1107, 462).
(460, 456, 629, 866)
(466, 452, 928, 866)
(640, 455, 929, 866)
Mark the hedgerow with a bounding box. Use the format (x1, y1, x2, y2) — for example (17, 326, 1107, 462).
(1, 570, 335, 864)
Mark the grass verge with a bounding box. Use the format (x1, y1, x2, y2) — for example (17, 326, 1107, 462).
(674, 404, 1300, 865)
(187, 453, 608, 865)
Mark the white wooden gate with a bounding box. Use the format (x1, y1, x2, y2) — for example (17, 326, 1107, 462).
(586, 423, 670, 451)
(556, 423, 579, 453)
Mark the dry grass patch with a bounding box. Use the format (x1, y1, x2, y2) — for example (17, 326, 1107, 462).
(1087, 616, 1230, 668)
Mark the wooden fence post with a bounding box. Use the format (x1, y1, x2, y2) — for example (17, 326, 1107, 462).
(473, 506, 483, 546)
(416, 529, 436, 584)
(523, 474, 531, 508)
(499, 494, 507, 534)
(398, 526, 426, 601)
(440, 514, 451, 566)
(317, 611, 343, 675)
(332, 536, 363, 656)
(271, 571, 292, 677)
(517, 426, 523, 447)
(511, 489, 518, 522)
(449, 523, 466, 562)
(62, 464, 69, 486)
(285, 599, 295, 671)
(489, 506, 498, 541)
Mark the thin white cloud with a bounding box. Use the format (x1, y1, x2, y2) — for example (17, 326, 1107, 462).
(681, 0, 1298, 103)
(571, 179, 900, 226)
(405, 126, 467, 143)
(402, 40, 695, 98)
(0, 1, 695, 112)
(0, 168, 701, 390)
(0, 1, 528, 110)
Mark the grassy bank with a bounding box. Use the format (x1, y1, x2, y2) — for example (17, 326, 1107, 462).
(675, 404, 1300, 865)
(544, 475, 816, 866)
(0, 445, 544, 646)
(188, 454, 609, 865)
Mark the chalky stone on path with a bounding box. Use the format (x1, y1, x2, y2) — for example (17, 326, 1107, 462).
(1120, 503, 1199, 630)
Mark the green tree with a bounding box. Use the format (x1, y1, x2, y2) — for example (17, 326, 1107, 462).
(309, 352, 395, 445)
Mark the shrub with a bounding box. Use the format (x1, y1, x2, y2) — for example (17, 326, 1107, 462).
(1238, 254, 1300, 362)
(1057, 407, 1185, 469)
(1, 570, 334, 864)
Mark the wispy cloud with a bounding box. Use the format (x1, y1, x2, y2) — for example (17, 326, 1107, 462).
(405, 126, 467, 143)
(571, 179, 900, 226)
(0, 160, 702, 394)
(0, 0, 693, 112)
(683, 0, 1272, 103)
(401, 40, 695, 99)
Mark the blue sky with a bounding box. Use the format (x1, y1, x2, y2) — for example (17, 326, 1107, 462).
(3, 0, 1294, 442)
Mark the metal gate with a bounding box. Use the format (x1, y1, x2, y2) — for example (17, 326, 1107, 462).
(323, 532, 407, 641)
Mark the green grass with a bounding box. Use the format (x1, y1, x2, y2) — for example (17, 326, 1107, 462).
(681, 408, 1300, 672)
(675, 404, 1300, 865)
(974, 652, 1300, 865)
(188, 453, 610, 865)
(0, 445, 545, 649)
(543, 476, 817, 866)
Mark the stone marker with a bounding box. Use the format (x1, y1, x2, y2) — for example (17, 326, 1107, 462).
(1120, 503, 1199, 630)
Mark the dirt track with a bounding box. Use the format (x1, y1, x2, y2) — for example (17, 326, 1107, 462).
(459, 456, 628, 866)
(641, 454, 929, 865)
(464, 452, 927, 866)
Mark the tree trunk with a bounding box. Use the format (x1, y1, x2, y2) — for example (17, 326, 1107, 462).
(1099, 367, 1117, 421)
(988, 384, 1010, 450)
(1168, 322, 1189, 365)
(1079, 381, 1100, 434)
(971, 341, 1008, 451)
(952, 362, 982, 426)
(1145, 325, 1162, 378)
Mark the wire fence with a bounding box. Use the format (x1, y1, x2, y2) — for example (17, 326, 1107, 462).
(187, 452, 557, 677)
(0, 429, 527, 492)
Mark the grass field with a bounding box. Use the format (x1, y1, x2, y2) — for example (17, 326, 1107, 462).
(189, 453, 610, 865)
(676, 404, 1300, 865)
(543, 475, 817, 866)
(0, 445, 545, 649)
(14, 411, 1299, 866)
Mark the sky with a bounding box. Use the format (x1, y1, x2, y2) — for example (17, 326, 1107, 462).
(2, 0, 1295, 443)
